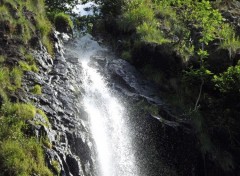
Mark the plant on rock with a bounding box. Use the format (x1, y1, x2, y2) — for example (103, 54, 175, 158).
(54, 12, 73, 34)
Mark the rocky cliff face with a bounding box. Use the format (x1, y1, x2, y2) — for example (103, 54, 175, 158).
(20, 33, 96, 176)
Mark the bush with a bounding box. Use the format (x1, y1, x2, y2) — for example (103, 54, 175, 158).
(0, 138, 53, 176)
(0, 67, 10, 89)
(0, 140, 31, 176)
(19, 61, 39, 72)
(119, 0, 154, 32)
(1, 102, 36, 120)
(51, 160, 61, 175)
(213, 65, 240, 95)
(0, 55, 5, 63)
(54, 12, 73, 33)
(10, 67, 23, 89)
(31, 84, 42, 95)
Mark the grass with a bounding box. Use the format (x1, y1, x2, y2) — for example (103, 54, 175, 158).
(36, 108, 51, 128)
(31, 84, 42, 95)
(0, 138, 53, 176)
(19, 61, 39, 72)
(0, 67, 10, 89)
(0, 102, 53, 176)
(51, 160, 61, 175)
(42, 137, 52, 149)
(2, 102, 36, 120)
(10, 67, 23, 89)
(219, 34, 240, 59)
(0, 1, 54, 175)
(0, 0, 53, 55)
(0, 55, 5, 63)
(54, 12, 73, 29)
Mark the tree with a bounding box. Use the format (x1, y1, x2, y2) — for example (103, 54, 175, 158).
(45, 0, 79, 12)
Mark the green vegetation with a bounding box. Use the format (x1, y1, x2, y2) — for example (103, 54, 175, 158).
(0, 55, 5, 63)
(213, 65, 240, 95)
(54, 12, 73, 33)
(101, 0, 240, 174)
(0, 0, 53, 54)
(0, 100, 53, 176)
(19, 61, 39, 72)
(2, 102, 36, 120)
(42, 137, 53, 149)
(31, 84, 42, 95)
(0, 138, 53, 176)
(51, 160, 61, 175)
(54, 12, 73, 29)
(0, 0, 54, 175)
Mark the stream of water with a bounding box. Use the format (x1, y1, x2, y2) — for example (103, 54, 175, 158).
(69, 35, 138, 176)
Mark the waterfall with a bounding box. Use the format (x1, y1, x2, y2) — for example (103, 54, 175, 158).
(67, 35, 138, 176)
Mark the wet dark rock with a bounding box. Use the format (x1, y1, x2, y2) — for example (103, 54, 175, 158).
(21, 32, 96, 176)
(20, 32, 204, 176)
(66, 155, 80, 176)
(88, 47, 202, 176)
(132, 42, 183, 76)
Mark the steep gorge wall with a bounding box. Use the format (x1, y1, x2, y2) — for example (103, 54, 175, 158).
(0, 1, 95, 175)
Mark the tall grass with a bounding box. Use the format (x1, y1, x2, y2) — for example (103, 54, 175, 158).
(0, 1, 54, 175)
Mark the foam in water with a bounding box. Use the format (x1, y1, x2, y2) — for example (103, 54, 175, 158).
(72, 35, 138, 176)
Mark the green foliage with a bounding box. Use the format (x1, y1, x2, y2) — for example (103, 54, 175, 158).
(100, 0, 124, 16)
(2, 102, 36, 120)
(0, 55, 6, 63)
(54, 12, 73, 29)
(0, 0, 53, 53)
(35, 13, 53, 55)
(31, 85, 42, 95)
(0, 5, 10, 20)
(213, 65, 240, 94)
(219, 34, 240, 59)
(10, 67, 23, 89)
(0, 88, 8, 103)
(105, 0, 234, 60)
(0, 138, 53, 176)
(45, 0, 78, 12)
(19, 61, 39, 72)
(0, 67, 10, 89)
(36, 109, 51, 128)
(51, 160, 61, 175)
(121, 50, 132, 61)
(42, 137, 52, 149)
(0, 1, 53, 175)
(137, 22, 170, 44)
(0, 102, 52, 176)
(120, 0, 155, 32)
(184, 66, 213, 86)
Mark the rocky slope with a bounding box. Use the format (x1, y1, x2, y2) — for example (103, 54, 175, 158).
(22, 33, 98, 176)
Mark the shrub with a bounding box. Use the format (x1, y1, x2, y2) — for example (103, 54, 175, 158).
(213, 65, 240, 95)
(54, 12, 73, 33)
(0, 88, 8, 104)
(0, 67, 10, 89)
(137, 22, 170, 44)
(219, 34, 240, 59)
(0, 140, 31, 176)
(42, 137, 52, 149)
(119, 0, 154, 32)
(0, 138, 53, 176)
(2, 102, 36, 120)
(31, 84, 42, 95)
(19, 61, 39, 72)
(0, 55, 5, 63)
(10, 67, 23, 89)
(51, 160, 61, 175)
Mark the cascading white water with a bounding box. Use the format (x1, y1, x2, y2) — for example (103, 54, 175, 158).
(70, 35, 138, 176)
